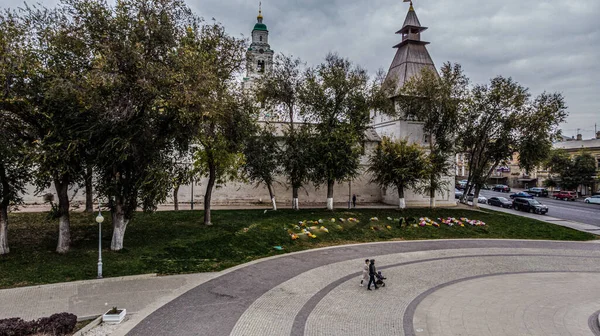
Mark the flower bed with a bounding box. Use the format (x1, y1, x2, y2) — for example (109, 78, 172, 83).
(281, 216, 488, 241)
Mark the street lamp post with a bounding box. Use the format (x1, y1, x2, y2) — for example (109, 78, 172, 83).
(95, 208, 104, 279)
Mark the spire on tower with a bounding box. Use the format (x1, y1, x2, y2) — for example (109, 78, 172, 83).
(257, 2, 263, 22)
(386, 0, 436, 93)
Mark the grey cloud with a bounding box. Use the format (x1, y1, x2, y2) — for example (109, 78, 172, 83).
(2, 0, 599, 138)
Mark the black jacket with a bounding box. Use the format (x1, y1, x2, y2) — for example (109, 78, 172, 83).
(369, 263, 376, 275)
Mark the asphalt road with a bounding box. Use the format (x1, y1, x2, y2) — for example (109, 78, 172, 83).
(479, 190, 600, 227)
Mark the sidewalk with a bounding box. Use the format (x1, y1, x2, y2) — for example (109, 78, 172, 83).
(0, 272, 218, 322)
(478, 202, 600, 234)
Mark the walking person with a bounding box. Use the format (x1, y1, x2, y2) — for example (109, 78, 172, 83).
(352, 194, 357, 208)
(367, 259, 378, 290)
(359, 259, 369, 286)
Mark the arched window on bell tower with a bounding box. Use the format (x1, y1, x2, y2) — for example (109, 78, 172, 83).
(259, 35, 263, 42)
(258, 60, 265, 73)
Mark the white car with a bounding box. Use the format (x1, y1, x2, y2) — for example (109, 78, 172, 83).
(584, 195, 600, 204)
(467, 194, 487, 204)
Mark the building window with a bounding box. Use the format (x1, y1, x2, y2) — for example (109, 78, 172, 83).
(259, 35, 263, 42)
(258, 60, 265, 73)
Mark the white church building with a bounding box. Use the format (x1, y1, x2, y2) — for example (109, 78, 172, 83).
(23, 3, 455, 209)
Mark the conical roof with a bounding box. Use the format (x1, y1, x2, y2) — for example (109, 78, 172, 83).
(396, 4, 427, 34)
(403, 7, 421, 28)
(386, 4, 436, 95)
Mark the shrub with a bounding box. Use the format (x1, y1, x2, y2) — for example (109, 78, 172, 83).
(0, 313, 77, 336)
(36, 313, 77, 335)
(0, 318, 36, 336)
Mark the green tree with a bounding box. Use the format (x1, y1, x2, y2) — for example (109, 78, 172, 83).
(517, 93, 568, 175)
(26, 5, 94, 252)
(0, 10, 35, 254)
(546, 150, 596, 193)
(279, 125, 314, 210)
(169, 153, 195, 211)
(255, 54, 310, 209)
(180, 22, 252, 225)
(243, 125, 281, 210)
(300, 53, 373, 210)
(0, 5, 93, 253)
(459, 77, 566, 208)
(0, 117, 33, 255)
(458, 76, 527, 206)
(545, 149, 577, 190)
(368, 137, 426, 209)
(69, 0, 194, 250)
(0, 10, 32, 255)
(573, 152, 597, 193)
(396, 63, 470, 207)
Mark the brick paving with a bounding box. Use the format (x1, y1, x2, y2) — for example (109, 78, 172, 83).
(4, 239, 600, 335)
(0, 273, 217, 321)
(126, 240, 600, 336)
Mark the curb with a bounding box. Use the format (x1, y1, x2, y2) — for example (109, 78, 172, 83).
(0, 273, 158, 293)
(73, 315, 102, 336)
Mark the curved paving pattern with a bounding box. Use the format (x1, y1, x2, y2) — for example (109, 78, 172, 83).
(127, 240, 600, 336)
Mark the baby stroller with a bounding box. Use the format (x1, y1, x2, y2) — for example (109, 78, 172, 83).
(375, 271, 386, 287)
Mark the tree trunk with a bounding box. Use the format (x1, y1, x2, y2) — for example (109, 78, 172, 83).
(110, 200, 129, 251)
(204, 160, 216, 225)
(267, 183, 276, 211)
(326, 180, 334, 210)
(472, 187, 481, 209)
(397, 186, 406, 210)
(429, 187, 436, 208)
(55, 178, 71, 253)
(0, 203, 9, 255)
(84, 165, 93, 213)
(292, 187, 299, 210)
(173, 185, 180, 211)
(0, 163, 10, 255)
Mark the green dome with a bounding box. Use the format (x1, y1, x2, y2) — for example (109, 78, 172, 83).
(253, 23, 268, 31)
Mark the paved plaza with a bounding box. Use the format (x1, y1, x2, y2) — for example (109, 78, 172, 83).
(4, 239, 600, 335)
(124, 239, 600, 336)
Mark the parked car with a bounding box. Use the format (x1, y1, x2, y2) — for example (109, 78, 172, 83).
(512, 198, 548, 214)
(526, 187, 548, 197)
(454, 189, 463, 199)
(487, 197, 512, 208)
(584, 195, 600, 204)
(467, 194, 488, 203)
(509, 192, 534, 199)
(492, 184, 511, 192)
(554, 191, 577, 201)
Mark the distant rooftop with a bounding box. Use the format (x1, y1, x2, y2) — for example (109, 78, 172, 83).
(554, 138, 600, 150)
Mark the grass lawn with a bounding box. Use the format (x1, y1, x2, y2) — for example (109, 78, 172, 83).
(0, 207, 595, 289)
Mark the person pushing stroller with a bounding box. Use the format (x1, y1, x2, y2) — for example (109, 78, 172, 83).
(367, 259, 379, 290)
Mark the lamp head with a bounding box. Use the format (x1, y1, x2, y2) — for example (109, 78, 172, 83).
(96, 212, 104, 224)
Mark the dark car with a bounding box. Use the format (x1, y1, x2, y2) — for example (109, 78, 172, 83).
(526, 187, 548, 197)
(509, 192, 534, 199)
(492, 184, 511, 192)
(487, 196, 512, 208)
(454, 188, 463, 199)
(512, 198, 548, 214)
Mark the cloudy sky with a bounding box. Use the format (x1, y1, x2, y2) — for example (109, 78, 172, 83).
(3, 0, 599, 139)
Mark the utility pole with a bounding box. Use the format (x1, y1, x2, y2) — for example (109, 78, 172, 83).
(191, 178, 194, 210)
